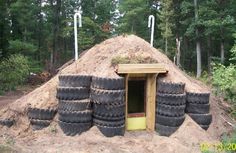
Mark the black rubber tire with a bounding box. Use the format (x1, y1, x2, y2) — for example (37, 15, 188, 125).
(157, 80, 185, 94)
(58, 99, 91, 111)
(30, 119, 51, 130)
(58, 110, 92, 123)
(186, 92, 210, 104)
(27, 107, 57, 120)
(186, 103, 210, 114)
(188, 113, 212, 125)
(93, 103, 125, 117)
(56, 87, 89, 100)
(59, 75, 92, 88)
(93, 118, 125, 127)
(93, 113, 125, 121)
(156, 93, 186, 106)
(0, 119, 14, 128)
(90, 88, 125, 104)
(156, 103, 186, 117)
(96, 124, 125, 137)
(91, 76, 125, 90)
(155, 114, 185, 127)
(200, 124, 210, 130)
(58, 120, 91, 136)
(155, 123, 179, 137)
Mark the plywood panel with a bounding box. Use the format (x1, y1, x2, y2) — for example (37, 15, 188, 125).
(146, 74, 157, 131)
(127, 117, 146, 130)
(117, 64, 167, 74)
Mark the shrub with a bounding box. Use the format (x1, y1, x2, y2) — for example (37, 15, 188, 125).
(212, 63, 236, 102)
(221, 130, 236, 153)
(0, 54, 29, 92)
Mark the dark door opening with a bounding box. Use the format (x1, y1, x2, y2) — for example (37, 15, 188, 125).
(128, 80, 146, 116)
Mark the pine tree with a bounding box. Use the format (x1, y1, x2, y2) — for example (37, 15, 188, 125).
(158, 0, 174, 55)
(117, 0, 150, 40)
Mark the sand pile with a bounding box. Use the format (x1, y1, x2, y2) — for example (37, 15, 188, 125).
(0, 34, 218, 130)
(0, 34, 210, 120)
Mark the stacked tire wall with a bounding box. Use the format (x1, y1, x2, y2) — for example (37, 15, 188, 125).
(91, 76, 125, 137)
(155, 80, 186, 136)
(57, 75, 92, 136)
(186, 92, 212, 130)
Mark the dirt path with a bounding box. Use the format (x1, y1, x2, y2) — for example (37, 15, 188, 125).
(0, 86, 36, 109)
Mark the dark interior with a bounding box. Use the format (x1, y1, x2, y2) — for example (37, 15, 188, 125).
(128, 80, 145, 114)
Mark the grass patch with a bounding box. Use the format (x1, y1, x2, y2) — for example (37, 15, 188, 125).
(49, 124, 58, 134)
(111, 55, 158, 66)
(201, 130, 236, 153)
(0, 144, 15, 153)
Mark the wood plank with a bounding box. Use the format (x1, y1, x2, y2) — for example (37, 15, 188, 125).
(117, 64, 167, 74)
(125, 74, 129, 130)
(146, 74, 157, 131)
(128, 73, 146, 78)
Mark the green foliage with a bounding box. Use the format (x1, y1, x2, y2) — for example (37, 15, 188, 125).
(230, 34, 236, 62)
(212, 63, 236, 102)
(0, 54, 29, 92)
(158, 0, 174, 39)
(8, 40, 37, 56)
(117, 0, 150, 39)
(221, 130, 236, 153)
(78, 17, 108, 50)
(212, 35, 236, 116)
(27, 58, 43, 74)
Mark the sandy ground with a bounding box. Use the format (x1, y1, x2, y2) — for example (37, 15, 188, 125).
(0, 86, 35, 110)
(0, 116, 221, 153)
(0, 96, 235, 153)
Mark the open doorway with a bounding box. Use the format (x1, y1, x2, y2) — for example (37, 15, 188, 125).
(128, 80, 146, 116)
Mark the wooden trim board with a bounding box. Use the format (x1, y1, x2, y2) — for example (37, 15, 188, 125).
(117, 64, 167, 74)
(146, 74, 157, 131)
(125, 74, 129, 130)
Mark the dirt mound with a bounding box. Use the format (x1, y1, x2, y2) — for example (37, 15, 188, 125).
(1, 34, 209, 110)
(0, 35, 235, 152)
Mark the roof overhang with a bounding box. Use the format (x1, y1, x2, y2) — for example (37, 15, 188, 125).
(116, 64, 168, 74)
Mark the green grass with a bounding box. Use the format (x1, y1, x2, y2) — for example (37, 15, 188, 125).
(111, 55, 158, 66)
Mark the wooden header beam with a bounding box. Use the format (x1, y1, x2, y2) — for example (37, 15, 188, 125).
(117, 64, 167, 74)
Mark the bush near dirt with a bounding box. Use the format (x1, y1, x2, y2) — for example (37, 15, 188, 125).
(212, 63, 236, 102)
(212, 37, 236, 118)
(0, 54, 30, 93)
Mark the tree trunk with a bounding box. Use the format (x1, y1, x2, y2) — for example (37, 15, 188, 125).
(207, 37, 212, 75)
(196, 39, 202, 78)
(50, 0, 61, 71)
(220, 40, 225, 63)
(165, 22, 168, 54)
(165, 37, 168, 55)
(194, 0, 202, 78)
(176, 37, 181, 67)
(37, 0, 42, 61)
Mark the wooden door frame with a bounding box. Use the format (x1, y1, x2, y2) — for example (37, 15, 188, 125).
(117, 64, 167, 131)
(125, 73, 157, 131)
